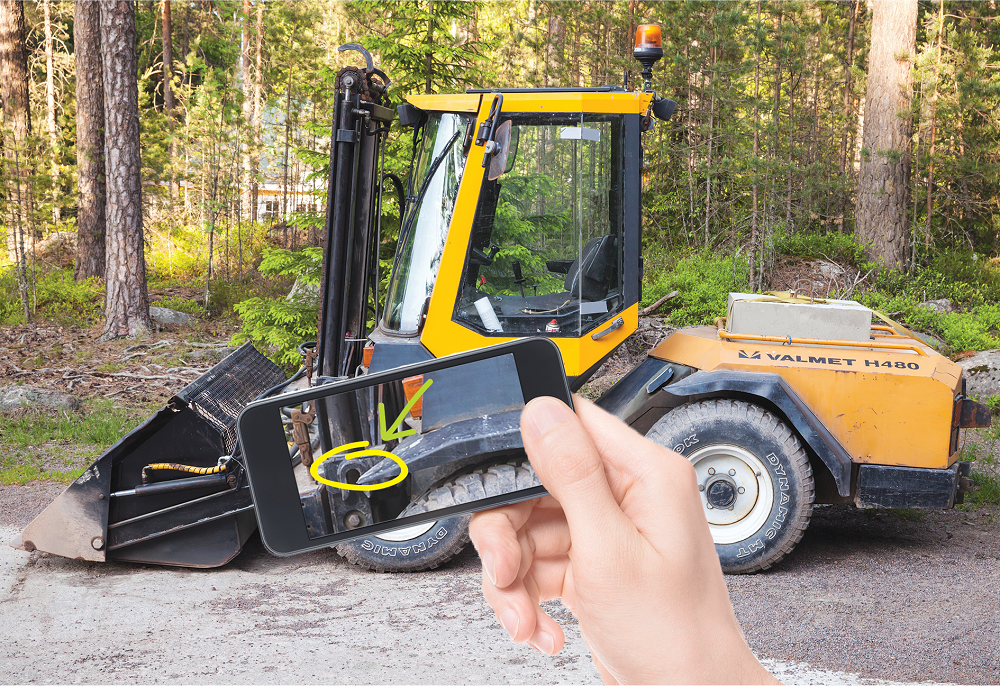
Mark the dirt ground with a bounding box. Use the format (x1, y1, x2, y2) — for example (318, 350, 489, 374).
(1, 483, 996, 684)
(0, 320, 238, 408)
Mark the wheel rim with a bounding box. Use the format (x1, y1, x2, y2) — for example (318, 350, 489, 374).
(373, 519, 437, 542)
(687, 444, 774, 545)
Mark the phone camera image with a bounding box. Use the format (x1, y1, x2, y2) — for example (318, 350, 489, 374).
(278, 353, 533, 539)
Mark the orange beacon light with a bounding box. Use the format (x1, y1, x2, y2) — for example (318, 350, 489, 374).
(634, 24, 662, 51)
(633, 24, 663, 92)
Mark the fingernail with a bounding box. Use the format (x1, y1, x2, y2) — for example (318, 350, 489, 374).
(523, 398, 575, 441)
(498, 609, 519, 640)
(528, 631, 556, 655)
(481, 551, 497, 586)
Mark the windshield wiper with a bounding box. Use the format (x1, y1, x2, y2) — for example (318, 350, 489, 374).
(393, 128, 463, 265)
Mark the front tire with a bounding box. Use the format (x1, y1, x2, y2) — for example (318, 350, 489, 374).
(645, 400, 814, 573)
(336, 461, 540, 572)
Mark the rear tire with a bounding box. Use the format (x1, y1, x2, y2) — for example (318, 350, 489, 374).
(335, 461, 541, 572)
(645, 399, 814, 573)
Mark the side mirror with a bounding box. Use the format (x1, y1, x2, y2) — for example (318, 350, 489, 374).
(488, 120, 513, 181)
(652, 98, 677, 122)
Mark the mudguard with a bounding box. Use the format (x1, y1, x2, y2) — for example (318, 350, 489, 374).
(357, 409, 524, 497)
(599, 367, 853, 497)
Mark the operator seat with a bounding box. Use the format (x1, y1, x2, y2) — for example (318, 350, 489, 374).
(563, 234, 617, 301)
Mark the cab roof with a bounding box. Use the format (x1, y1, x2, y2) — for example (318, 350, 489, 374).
(406, 88, 653, 115)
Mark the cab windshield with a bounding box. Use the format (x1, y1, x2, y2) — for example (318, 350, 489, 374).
(453, 113, 625, 337)
(381, 112, 472, 334)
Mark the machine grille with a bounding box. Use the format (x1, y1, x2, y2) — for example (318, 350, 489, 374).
(173, 342, 287, 453)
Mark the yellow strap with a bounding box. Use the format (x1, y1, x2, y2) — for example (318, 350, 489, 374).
(868, 308, 926, 344)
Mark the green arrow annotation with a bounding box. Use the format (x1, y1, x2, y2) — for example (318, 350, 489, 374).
(378, 378, 433, 441)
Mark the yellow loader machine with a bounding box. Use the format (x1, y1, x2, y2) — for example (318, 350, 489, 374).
(21, 31, 988, 574)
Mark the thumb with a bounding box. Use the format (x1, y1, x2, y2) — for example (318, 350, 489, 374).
(520, 397, 634, 561)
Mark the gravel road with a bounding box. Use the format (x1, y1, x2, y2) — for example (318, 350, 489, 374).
(1, 484, 997, 684)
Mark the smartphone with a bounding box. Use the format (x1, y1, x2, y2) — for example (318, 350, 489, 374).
(237, 338, 572, 556)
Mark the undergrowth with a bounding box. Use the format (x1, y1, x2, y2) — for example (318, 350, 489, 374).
(959, 426, 1000, 507)
(0, 268, 102, 326)
(0, 399, 150, 485)
(641, 249, 750, 326)
(231, 247, 322, 368)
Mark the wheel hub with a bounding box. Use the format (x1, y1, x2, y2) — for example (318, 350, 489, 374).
(706, 477, 738, 508)
(688, 444, 774, 545)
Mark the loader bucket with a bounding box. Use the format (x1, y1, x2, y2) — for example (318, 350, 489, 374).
(19, 343, 286, 568)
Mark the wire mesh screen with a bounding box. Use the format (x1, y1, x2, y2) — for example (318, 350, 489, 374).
(174, 342, 287, 453)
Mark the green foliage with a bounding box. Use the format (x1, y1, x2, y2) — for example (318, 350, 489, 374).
(958, 429, 1000, 507)
(0, 268, 102, 325)
(772, 231, 867, 269)
(256, 247, 324, 285)
(642, 252, 750, 327)
(0, 268, 24, 324)
(231, 247, 323, 368)
(348, 1, 488, 99)
(0, 399, 147, 485)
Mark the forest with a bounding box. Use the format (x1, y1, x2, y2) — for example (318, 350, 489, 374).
(1, 0, 1000, 377)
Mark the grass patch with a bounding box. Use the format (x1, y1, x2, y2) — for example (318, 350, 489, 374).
(957, 429, 1000, 507)
(0, 399, 150, 485)
(889, 508, 927, 522)
(641, 251, 750, 327)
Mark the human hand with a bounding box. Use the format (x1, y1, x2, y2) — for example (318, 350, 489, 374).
(469, 396, 777, 684)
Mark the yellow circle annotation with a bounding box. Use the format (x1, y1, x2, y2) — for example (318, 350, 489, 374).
(309, 440, 408, 491)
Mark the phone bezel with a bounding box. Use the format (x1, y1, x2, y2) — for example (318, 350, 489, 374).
(237, 338, 572, 556)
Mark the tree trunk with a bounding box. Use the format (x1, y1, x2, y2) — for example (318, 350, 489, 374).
(924, 0, 944, 247)
(74, 0, 106, 280)
(838, 0, 859, 230)
(44, 0, 60, 223)
(162, 0, 178, 207)
(854, 0, 917, 269)
(100, 0, 151, 339)
(424, 2, 434, 94)
(0, 0, 32, 264)
(240, 0, 253, 224)
(251, 1, 263, 224)
(750, 0, 761, 291)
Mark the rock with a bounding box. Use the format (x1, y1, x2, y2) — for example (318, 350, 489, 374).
(918, 298, 953, 314)
(287, 279, 320, 304)
(149, 307, 194, 325)
(915, 332, 947, 352)
(958, 350, 1000, 398)
(0, 385, 79, 413)
(814, 260, 846, 281)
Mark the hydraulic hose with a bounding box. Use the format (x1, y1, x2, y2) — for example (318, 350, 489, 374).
(141, 462, 229, 484)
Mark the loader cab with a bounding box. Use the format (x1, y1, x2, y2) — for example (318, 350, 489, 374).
(379, 90, 651, 385)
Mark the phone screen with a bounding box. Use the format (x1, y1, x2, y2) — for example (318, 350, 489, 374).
(277, 352, 533, 539)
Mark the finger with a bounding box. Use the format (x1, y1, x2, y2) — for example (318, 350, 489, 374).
(574, 398, 705, 547)
(481, 573, 538, 643)
(526, 604, 566, 656)
(469, 499, 536, 587)
(520, 397, 635, 561)
(514, 507, 571, 581)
